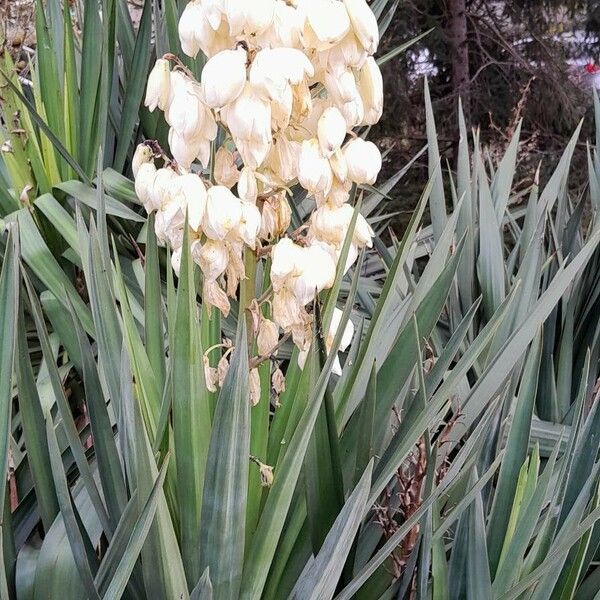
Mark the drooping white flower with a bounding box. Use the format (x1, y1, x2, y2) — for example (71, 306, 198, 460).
(145, 59, 171, 112)
(317, 107, 347, 157)
(179, 0, 230, 59)
(166, 72, 210, 139)
(343, 0, 379, 55)
(258, 0, 304, 49)
(224, 0, 275, 36)
(301, 0, 350, 50)
(270, 237, 303, 291)
(238, 167, 258, 203)
(358, 57, 383, 125)
(310, 202, 373, 248)
(237, 201, 262, 249)
(250, 48, 314, 103)
(201, 47, 247, 109)
(298, 139, 333, 196)
(202, 186, 243, 240)
(221, 83, 272, 169)
(135, 162, 157, 209)
(165, 173, 207, 231)
(147, 167, 178, 213)
(321, 32, 368, 76)
(292, 242, 337, 305)
(343, 138, 382, 185)
(168, 128, 211, 170)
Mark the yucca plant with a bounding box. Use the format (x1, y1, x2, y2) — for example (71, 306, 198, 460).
(2, 1, 600, 599)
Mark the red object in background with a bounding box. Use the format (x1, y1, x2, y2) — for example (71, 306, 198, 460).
(585, 62, 600, 74)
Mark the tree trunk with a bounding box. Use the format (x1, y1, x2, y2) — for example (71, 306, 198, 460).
(448, 0, 470, 121)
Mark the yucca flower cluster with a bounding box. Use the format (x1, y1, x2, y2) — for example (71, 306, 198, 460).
(134, 0, 383, 372)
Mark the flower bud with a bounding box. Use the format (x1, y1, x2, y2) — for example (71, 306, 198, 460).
(298, 139, 333, 196)
(358, 57, 383, 125)
(132, 144, 154, 178)
(145, 59, 171, 112)
(197, 240, 229, 281)
(201, 47, 247, 109)
(343, 0, 379, 55)
(317, 107, 347, 157)
(203, 186, 243, 241)
(214, 147, 240, 188)
(343, 138, 382, 185)
(257, 318, 279, 356)
(249, 368, 262, 406)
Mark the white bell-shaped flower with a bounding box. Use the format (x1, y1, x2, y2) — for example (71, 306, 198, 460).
(168, 129, 201, 170)
(179, 0, 229, 59)
(301, 0, 350, 50)
(221, 83, 272, 169)
(237, 201, 262, 249)
(148, 167, 177, 213)
(145, 59, 171, 112)
(321, 32, 368, 76)
(251, 48, 314, 101)
(343, 0, 379, 55)
(258, 1, 304, 49)
(358, 57, 383, 125)
(166, 72, 212, 140)
(271, 237, 303, 291)
(201, 47, 247, 109)
(238, 167, 258, 203)
(202, 186, 243, 240)
(293, 243, 337, 305)
(343, 138, 382, 185)
(224, 0, 275, 36)
(310, 202, 373, 248)
(298, 139, 333, 196)
(317, 107, 347, 157)
(197, 239, 229, 281)
(165, 173, 207, 232)
(135, 162, 157, 210)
